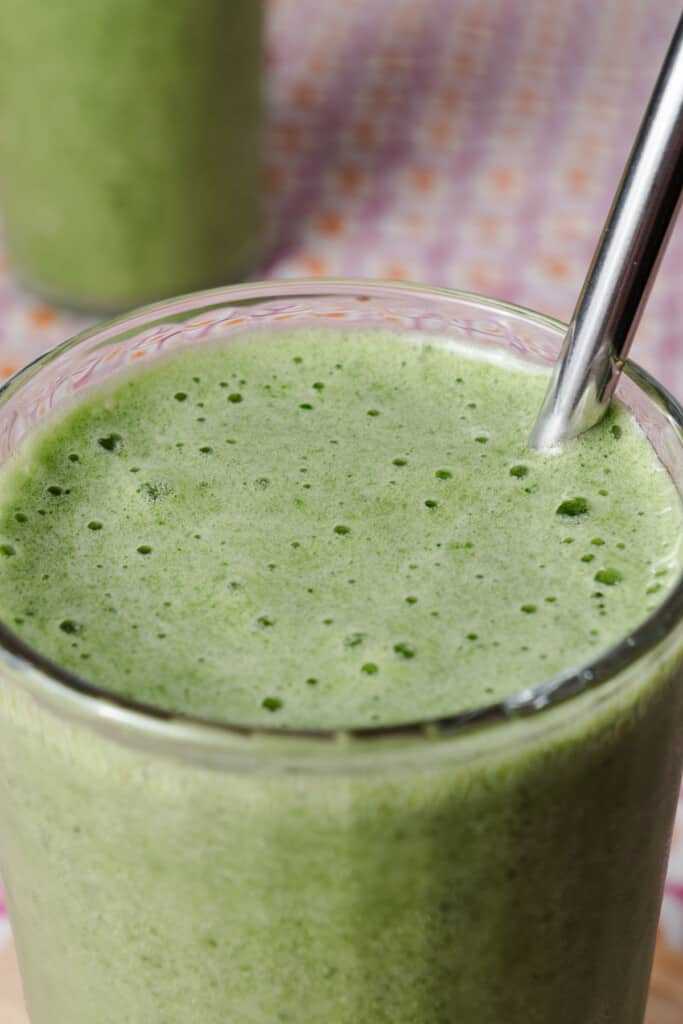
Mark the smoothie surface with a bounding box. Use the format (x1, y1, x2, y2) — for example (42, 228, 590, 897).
(0, 328, 680, 728)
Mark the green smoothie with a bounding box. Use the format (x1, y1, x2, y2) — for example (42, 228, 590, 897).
(0, 329, 679, 725)
(0, 1, 262, 310)
(0, 324, 682, 1024)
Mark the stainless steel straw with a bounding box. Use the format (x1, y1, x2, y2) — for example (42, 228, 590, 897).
(529, 12, 683, 451)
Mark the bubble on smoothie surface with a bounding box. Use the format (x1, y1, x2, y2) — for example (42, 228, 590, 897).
(394, 642, 416, 659)
(59, 619, 81, 634)
(556, 497, 589, 517)
(97, 433, 123, 452)
(594, 568, 623, 586)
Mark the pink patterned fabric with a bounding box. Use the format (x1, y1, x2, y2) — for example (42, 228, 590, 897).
(0, 0, 682, 946)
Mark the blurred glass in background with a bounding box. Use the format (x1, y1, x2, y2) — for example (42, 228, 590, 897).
(0, 1, 263, 312)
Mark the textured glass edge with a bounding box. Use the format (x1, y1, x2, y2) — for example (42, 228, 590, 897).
(0, 279, 681, 766)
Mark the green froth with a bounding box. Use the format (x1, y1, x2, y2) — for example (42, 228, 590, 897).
(0, 328, 680, 729)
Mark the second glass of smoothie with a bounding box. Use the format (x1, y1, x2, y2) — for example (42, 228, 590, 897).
(0, 0, 262, 311)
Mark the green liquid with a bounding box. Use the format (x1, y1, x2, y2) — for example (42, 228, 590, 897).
(0, 327, 682, 1024)
(0, 329, 679, 726)
(0, 0, 261, 309)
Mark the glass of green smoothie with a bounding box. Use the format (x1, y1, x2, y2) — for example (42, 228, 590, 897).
(0, 281, 681, 1024)
(0, 1, 262, 312)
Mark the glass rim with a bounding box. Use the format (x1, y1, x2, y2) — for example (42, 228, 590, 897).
(1, 277, 682, 750)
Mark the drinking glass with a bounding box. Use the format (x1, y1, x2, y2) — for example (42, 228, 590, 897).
(0, 2, 262, 311)
(0, 281, 681, 1023)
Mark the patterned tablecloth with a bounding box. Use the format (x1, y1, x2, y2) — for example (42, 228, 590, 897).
(1, 0, 683, 951)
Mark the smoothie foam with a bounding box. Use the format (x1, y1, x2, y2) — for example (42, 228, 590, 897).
(0, 328, 679, 727)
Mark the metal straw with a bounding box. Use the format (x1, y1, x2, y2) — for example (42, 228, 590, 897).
(529, 12, 683, 451)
